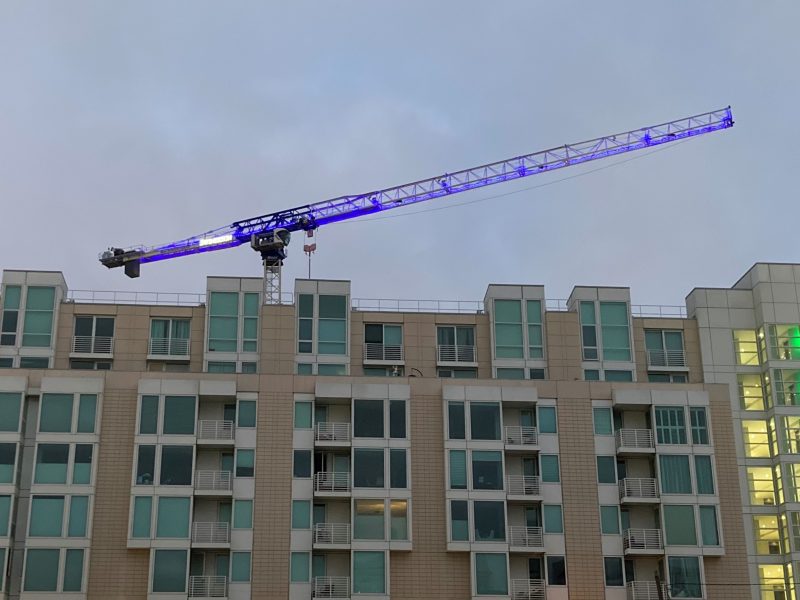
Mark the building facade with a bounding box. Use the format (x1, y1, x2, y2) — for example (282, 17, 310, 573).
(0, 264, 791, 599)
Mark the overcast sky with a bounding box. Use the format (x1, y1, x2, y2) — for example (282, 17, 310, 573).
(0, 1, 797, 306)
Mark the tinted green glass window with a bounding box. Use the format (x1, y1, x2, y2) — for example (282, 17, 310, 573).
(354, 448, 384, 487)
(290, 552, 309, 582)
(139, 395, 158, 434)
(450, 500, 468, 541)
(496, 367, 525, 380)
(541, 455, 560, 482)
(0, 443, 14, 483)
(291, 500, 310, 529)
(231, 552, 251, 582)
(0, 495, 10, 536)
(132, 496, 152, 538)
(294, 402, 312, 428)
(597, 456, 616, 483)
(236, 449, 254, 477)
(593, 408, 612, 435)
(655, 406, 686, 444)
(73, 444, 93, 484)
(390, 449, 407, 488)
(152, 549, 187, 592)
(24, 549, 59, 591)
(238, 400, 256, 427)
(473, 501, 505, 541)
(0, 392, 21, 432)
(22, 287, 55, 347)
(472, 451, 503, 490)
(156, 497, 190, 538)
(293, 450, 311, 478)
(538, 406, 557, 433)
(605, 370, 633, 382)
(390, 500, 408, 540)
(35, 444, 68, 484)
(63, 548, 84, 592)
(585, 369, 600, 381)
(68, 495, 89, 537)
(699, 506, 720, 545)
(233, 500, 253, 529)
(527, 300, 544, 358)
(599, 301, 630, 361)
(208, 292, 238, 352)
(664, 505, 697, 545)
(317, 295, 347, 354)
(471, 402, 501, 440)
(449, 450, 466, 489)
(475, 553, 508, 595)
(29, 495, 64, 536)
(494, 299, 523, 359)
(77, 394, 97, 433)
(40, 393, 73, 432)
(600, 505, 619, 534)
(544, 504, 563, 533)
(695, 455, 715, 494)
(163, 396, 195, 435)
(354, 499, 385, 540)
(353, 551, 385, 593)
(448, 401, 465, 439)
(690, 407, 709, 444)
(660, 455, 692, 494)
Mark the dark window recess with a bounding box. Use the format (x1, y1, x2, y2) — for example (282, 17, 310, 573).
(136, 445, 156, 485)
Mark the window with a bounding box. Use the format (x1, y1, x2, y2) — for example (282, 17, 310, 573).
(449, 450, 466, 489)
(318, 295, 347, 354)
(132, 497, 152, 538)
(208, 292, 238, 352)
(238, 400, 256, 427)
(353, 551, 385, 594)
(40, 393, 73, 432)
(664, 505, 697, 545)
(648, 373, 687, 383)
(0, 495, 10, 536)
(139, 396, 158, 434)
(297, 294, 315, 353)
(604, 557, 624, 587)
(743, 420, 773, 457)
(494, 299, 523, 359)
(733, 329, 759, 365)
(472, 451, 503, 490)
(768, 324, 800, 360)
(450, 500, 469, 541)
(63, 549, 84, 591)
(600, 505, 619, 534)
(149, 318, 190, 355)
(473, 501, 505, 541)
(543, 505, 563, 533)
(69, 358, 108, 370)
(68, 495, 89, 537)
(0, 392, 21, 432)
(390, 449, 407, 488)
(0, 358, 11, 367)
(668, 556, 701, 598)
(242, 293, 259, 352)
(136, 445, 156, 484)
(354, 448, 384, 488)
(694, 455, 715, 494)
(547, 555, 566, 586)
(231, 551, 251, 582)
(584, 369, 600, 381)
(73, 444, 92, 484)
(580, 301, 598, 360)
(438, 367, 478, 378)
(73, 315, 114, 353)
(152, 549, 188, 592)
(77, 394, 96, 433)
(448, 401, 465, 439)
(659, 455, 692, 494)
(753, 514, 782, 554)
(24, 549, 60, 591)
(159, 446, 193, 485)
(599, 302, 630, 360)
(529, 368, 545, 379)
(233, 499, 252, 529)
(354, 499, 385, 540)
(22, 287, 55, 347)
(597, 456, 616, 484)
(527, 300, 544, 358)
(294, 402, 312, 429)
(364, 323, 402, 355)
(390, 400, 406, 438)
(156, 497, 190, 538)
(291, 500, 310, 529)
(541, 455, 560, 483)
(35, 444, 69, 484)
(593, 408, 612, 435)
(29, 495, 65, 536)
(645, 329, 684, 366)
(316, 363, 346, 376)
(297, 362, 313, 374)
(293, 450, 311, 478)
(470, 402, 501, 440)
(747, 466, 776, 505)
(655, 406, 686, 444)
(437, 325, 476, 361)
(699, 506, 719, 546)
(290, 551, 309, 582)
(496, 367, 525, 380)
(739, 374, 767, 410)
(390, 500, 408, 540)
(605, 370, 633, 382)
(690, 407, 709, 444)
(0, 285, 20, 346)
(475, 553, 508, 595)
(774, 369, 800, 406)
(163, 396, 195, 435)
(538, 406, 557, 433)
(235, 449, 254, 477)
(354, 399, 383, 438)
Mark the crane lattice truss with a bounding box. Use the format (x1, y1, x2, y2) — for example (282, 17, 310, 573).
(100, 107, 733, 281)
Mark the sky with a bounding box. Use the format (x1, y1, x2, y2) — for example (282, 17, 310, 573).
(0, 1, 797, 306)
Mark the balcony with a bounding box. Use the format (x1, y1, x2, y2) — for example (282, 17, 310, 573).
(148, 337, 190, 360)
(189, 575, 227, 598)
(504, 426, 539, 448)
(313, 523, 351, 547)
(197, 420, 235, 445)
(313, 576, 350, 599)
(511, 579, 545, 600)
(646, 349, 687, 370)
(315, 422, 351, 445)
(623, 529, 664, 555)
(363, 342, 404, 363)
(506, 475, 542, 500)
(508, 526, 544, 551)
(71, 335, 113, 355)
(437, 344, 477, 364)
(191, 522, 231, 546)
(618, 478, 659, 503)
(615, 429, 655, 454)
(314, 472, 351, 494)
(626, 581, 667, 600)
(194, 470, 232, 495)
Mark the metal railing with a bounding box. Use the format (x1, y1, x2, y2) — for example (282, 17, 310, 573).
(194, 470, 232, 492)
(313, 523, 351, 545)
(505, 425, 539, 446)
(511, 579, 546, 600)
(615, 429, 655, 450)
(315, 422, 351, 443)
(71, 335, 113, 354)
(353, 298, 483, 313)
(626, 581, 666, 600)
(191, 521, 231, 544)
(197, 420, 234, 441)
(363, 342, 404, 361)
(188, 575, 227, 598)
(646, 349, 686, 368)
(314, 471, 350, 493)
(506, 475, 541, 496)
(148, 337, 190, 356)
(437, 344, 477, 363)
(508, 526, 544, 548)
(68, 289, 208, 306)
(623, 528, 664, 552)
(313, 576, 350, 599)
(619, 478, 659, 500)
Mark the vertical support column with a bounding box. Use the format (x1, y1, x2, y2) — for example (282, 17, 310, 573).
(263, 262, 282, 306)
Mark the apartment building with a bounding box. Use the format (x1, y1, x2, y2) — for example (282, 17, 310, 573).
(0, 263, 790, 599)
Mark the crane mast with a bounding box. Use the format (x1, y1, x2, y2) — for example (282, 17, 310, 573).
(100, 107, 733, 302)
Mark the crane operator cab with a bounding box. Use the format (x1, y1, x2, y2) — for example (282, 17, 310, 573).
(251, 228, 291, 267)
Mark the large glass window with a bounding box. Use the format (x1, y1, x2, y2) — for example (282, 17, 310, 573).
(291, 500, 310, 530)
(538, 406, 557, 433)
(354, 400, 383, 438)
(68, 495, 89, 537)
(354, 448, 384, 488)
(475, 553, 508, 595)
(231, 551, 252, 582)
(136, 445, 156, 485)
(149, 318, 190, 355)
(593, 408, 612, 435)
(132, 496, 152, 538)
(24, 548, 60, 591)
(494, 299, 523, 359)
(655, 406, 686, 444)
(580, 301, 598, 360)
(0, 285, 21, 346)
(448, 401, 465, 439)
(389, 400, 406, 438)
(0, 443, 14, 483)
(156, 497, 190, 538)
(690, 407, 709, 444)
(753, 514, 783, 554)
(290, 552, 309, 582)
(437, 325, 476, 361)
(159, 446, 193, 485)
(208, 292, 238, 352)
(743, 420, 773, 457)
(597, 456, 617, 484)
(353, 551, 385, 593)
(238, 400, 256, 427)
(318, 295, 347, 355)
(451, 500, 469, 541)
(768, 324, 800, 360)
(664, 505, 697, 545)
(543, 505, 563, 533)
(600, 302, 630, 361)
(139, 395, 158, 434)
(40, 393, 73, 432)
(473, 501, 505, 541)
(694, 455, 715, 494)
(73, 444, 92, 485)
(668, 556, 701, 598)
(604, 557, 624, 587)
(527, 300, 543, 359)
(241, 293, 259, 352)
(747, 466, 776, 505)
(449, 450, 466, 490)
(0, 392, 21, 432)
(659, 455, 692, 494)
(390, 500, 408, 540)
(293, 450, 311, 478)
(35, 444, 69, 484)
(77, 394, 97, 433)
(541, 455, 560, 483)
(547, 555, 566, 586)
(22, 286, 55, 347)
(162, 396, 195, 435)
(29, 495, 65, 536)
(739, 374, 768, 410)
(152, 549, 187, 593)
(699, 506, 719, 546)
(600, 505, 619, 534)
(63, 549, 84, 592)
(297, 294, 313, 353)
(472, 451, 503, 490)
(235, 449, 254, 477)
(233, 499, 253, 529)
(390, 449, 407, 488)
(470, 402, 501, 440)
(775, 369, 800, 406)
(294, 402, 312, 429)
(354, 499, 385, 540)
(733, 329, 759, 366)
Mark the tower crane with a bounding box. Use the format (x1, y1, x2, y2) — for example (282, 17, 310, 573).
(100, 107, 733, 303)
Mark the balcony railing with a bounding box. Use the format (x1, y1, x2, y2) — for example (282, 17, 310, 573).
(189, 575, 227, 598)
(363, 342, 404, 362)
(194, 470, 232, 492)
(314, 471, 351, 493)
(646, 349, 686, 368)
(191, 521, 231, 544)
(623, 529, 664, 552)
(505, 425, 539, 446)
(506, 475, 541, 497)
(509, 526, 544, 548)
(313, 522, 351, 545)
(511, 579, 546, 600)
(437, 344, 477, 363)
(615, 429, 655, 450)
(618, 478, 659, 501)
(313, 576, 350, 599)
(71, 335, 113, 354)
(315, 422, 351, 443)
(197, 420, 234, 442)
(626, 581, 666, 600)
(148, 337, 190, 357)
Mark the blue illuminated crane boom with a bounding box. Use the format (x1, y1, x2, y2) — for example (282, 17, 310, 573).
(100, 107, 733, 302)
